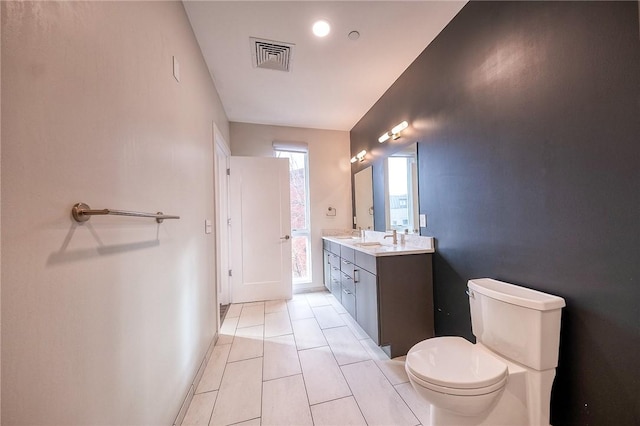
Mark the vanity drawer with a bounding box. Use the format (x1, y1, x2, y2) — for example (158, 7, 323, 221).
(330, 275, 342, 301)
(330, 265, 342, 282)
(341, 271, 356, 294)
(341, 258, 355, 277)
(340, 246, 355, 263)
(341, 287, 356, 318)
(328, 252, 341, 269)
(329, 241, 341, 256)
(355, 251, 377, 275)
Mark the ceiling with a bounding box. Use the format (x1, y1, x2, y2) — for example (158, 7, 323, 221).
(183, 1, 467, 131)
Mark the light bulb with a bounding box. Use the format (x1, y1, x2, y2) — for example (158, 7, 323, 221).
(312, 20, 331, 37)
(391, 121, 408, 135)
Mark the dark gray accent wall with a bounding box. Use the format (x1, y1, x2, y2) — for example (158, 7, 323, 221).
(350, 2, 640, 425)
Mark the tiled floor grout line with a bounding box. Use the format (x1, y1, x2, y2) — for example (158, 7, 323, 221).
(361, 342, 419, 425)
(284, 298, 315, 425)
(302, 295, 344, 426)
(296, 296, 355, 425)
(206, 390, 218, 426)
(205, 301, 242, 426)
(336, 359, 369, 425)
(227, 417, 260, 426)
(320, 298, 391, 426)
(393, 382, 424, 426)
(286, 298, 314, 426)
(185, 293, 421, 426)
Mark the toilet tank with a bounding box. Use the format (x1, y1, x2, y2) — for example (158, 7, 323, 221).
(468, 278, 565, 371)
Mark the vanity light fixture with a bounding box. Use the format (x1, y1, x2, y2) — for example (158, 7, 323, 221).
(351, 149, 367, 163)
(378, 121, 409, 143)
(391, 121, 408, 139)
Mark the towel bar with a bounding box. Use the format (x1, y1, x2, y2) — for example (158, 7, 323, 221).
(71, 202, 180, 224)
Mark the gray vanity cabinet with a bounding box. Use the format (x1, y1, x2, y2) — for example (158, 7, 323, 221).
(322, 237, 434, 358)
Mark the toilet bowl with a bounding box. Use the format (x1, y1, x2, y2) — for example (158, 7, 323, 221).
(406, 336, 508, 417)
(405, 278, 566, 426)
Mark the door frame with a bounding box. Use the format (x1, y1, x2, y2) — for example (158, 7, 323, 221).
(213, 123, 231, 312)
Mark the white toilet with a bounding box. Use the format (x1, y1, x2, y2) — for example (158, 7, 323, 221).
(405, 278, 565, 426)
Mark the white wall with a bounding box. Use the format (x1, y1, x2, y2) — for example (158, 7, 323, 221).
(230, 122, 352, 292)
(1, 2, 228, 424)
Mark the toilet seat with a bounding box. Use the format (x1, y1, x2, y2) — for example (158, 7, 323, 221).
(406, 337, 508, 396)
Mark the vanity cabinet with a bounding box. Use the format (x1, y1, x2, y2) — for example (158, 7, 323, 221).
(322, 237, 434, 358)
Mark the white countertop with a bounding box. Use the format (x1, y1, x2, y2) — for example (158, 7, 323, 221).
(323, 235, 434, 257)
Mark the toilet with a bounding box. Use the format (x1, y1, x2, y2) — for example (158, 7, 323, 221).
(405, 278, 565, 426)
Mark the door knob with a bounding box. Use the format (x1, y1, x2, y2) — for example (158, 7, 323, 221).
(280, 235, 291, 240)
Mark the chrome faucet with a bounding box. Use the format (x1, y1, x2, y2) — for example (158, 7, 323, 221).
(384, 230, 398, 245)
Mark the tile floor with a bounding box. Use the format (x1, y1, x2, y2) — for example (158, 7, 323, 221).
(181, 291, 431, 426)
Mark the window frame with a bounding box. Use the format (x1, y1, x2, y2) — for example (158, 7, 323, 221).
(274, 148, 312, 285)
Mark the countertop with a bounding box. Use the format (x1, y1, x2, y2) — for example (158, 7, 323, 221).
(323, 235, 434, 257)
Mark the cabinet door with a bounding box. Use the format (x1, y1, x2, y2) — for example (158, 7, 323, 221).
(355, 268, 379, 344)
(323, 250, 331, 291)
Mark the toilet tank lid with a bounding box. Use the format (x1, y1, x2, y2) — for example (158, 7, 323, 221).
(468, 278, 566, 311)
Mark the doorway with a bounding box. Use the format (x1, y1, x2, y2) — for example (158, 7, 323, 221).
(214, 124, 231, 323)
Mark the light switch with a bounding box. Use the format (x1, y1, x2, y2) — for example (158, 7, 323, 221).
(419, 214, 427, 227)
(205, 219, 212, 234)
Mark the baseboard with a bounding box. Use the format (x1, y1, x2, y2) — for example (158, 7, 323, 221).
(173, 331, 218, 426)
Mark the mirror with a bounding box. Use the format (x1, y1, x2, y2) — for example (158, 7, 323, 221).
(354, 166, 374, 230)
(385, 143, 419, 234)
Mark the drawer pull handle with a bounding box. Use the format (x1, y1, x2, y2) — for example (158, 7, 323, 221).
(343, 289, 351, 295)
(354, 270, 360, 283)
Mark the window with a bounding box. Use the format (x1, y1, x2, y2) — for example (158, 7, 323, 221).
(274, 148, 312, 284)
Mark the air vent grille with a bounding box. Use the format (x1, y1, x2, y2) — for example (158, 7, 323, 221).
(250, 37, 295, 72)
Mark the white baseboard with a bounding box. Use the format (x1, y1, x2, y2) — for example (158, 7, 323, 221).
(173, 331, 218, 426)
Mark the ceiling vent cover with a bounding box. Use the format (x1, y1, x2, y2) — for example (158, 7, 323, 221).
(250, 37, 295, 72)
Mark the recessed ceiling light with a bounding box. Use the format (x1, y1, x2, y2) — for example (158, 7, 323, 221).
(348, 31, 360, 41)
(312, 20, 331, 37)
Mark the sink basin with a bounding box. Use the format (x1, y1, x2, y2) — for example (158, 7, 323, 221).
(356, 242, 382, 247)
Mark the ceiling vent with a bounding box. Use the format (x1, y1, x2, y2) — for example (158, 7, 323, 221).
(250, 37, 295, 72)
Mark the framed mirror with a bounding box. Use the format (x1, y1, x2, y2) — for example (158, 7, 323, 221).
(384, 143, 419, 234)
(354, 166, 374, 230)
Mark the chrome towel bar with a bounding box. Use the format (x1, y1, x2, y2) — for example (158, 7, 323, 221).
(71, 202, 180, 224)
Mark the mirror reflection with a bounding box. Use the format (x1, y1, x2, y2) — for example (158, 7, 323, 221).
(354, 166, 374, 230)
(385, 143, 419, 234)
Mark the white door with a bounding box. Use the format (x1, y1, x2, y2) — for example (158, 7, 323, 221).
(229, 156, 292, 303)
(214, 129, 231, 305)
